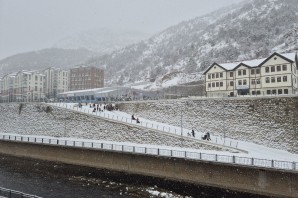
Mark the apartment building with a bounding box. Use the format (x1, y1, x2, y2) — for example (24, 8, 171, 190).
(204, 52, 298, 97)
(0, 70, 45, 102)
(0, 73, 16, 102)
(69, 65, 104, 91)
(43, 67, 69, 99)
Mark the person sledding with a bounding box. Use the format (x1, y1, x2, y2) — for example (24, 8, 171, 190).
(202, 132, 211, 141)
(132, 114, 136, 120)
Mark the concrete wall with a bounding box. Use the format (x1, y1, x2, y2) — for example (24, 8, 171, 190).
(0, 140, 297, 197)
(118, 96, 298, 153)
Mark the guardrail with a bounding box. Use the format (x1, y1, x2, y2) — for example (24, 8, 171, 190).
(0, 187, 41, 198)
(51, 103, 239, 149)
(1, 134, 297, 172)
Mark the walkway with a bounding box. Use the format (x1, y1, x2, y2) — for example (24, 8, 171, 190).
(49, 103, 244, 153)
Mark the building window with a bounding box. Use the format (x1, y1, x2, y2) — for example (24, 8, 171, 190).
(238, 80, 242, 85)
(257, 90, 260, 95)
(220, 82, 223, 87)
(243, 79, 247, 85)
(265, 77, 270, 83)
(277, 65, 281, 72)
(271, 66, 275, 72)
(277, 76, 281, 82)
(216, 73, 219, 78)
(251, 69, 255, 75)
(230, 81, 234, 86)
(251, 79, 255, 85)
(243, 70, 246, 75)
(265, 67, 269, 73)
(35, 86, 37, 91)
(252, 91, 255, 95)
(208, 83, 211, 88)
(220, 73, 223, 78)
(267, 90, 271, 95)
(272, 89, 276, 94)
(216, 82, 219, 87)
(256, 79, 260, 84)
(208, 74, 211, 79)
(230, 72, 233, 77)
(212, 82, 215, 87)
(212, 74, 215, 79)
(283, 76, 287, 82)
(284, 89, 288, 94)
(271, 77, 275, 83)
(238, 70, 241, 76)
(256, 68, 260, 74)
(282, 64, 287, 71)
(278, 89, 282, 94)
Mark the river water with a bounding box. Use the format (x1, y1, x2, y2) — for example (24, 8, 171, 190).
(0, 154, 268, 198)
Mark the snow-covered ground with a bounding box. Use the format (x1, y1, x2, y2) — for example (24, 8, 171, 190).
(1, 102, 297, 169)
(46, 103, 298, 162)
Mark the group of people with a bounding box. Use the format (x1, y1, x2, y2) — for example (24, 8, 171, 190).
(131, 114, 140, 123)
(202, 132, 211, 141)
(77, 102, 119, 113)
(187, 130, 211, 141)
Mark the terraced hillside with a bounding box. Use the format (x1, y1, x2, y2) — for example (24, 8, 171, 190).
(118, 96, 298, 154)
(0, 103, 221, 151)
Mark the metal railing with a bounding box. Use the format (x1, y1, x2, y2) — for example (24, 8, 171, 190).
(1, 134, 297, 172)
(0, 187, 42, 198)
(51, 103, 239, 149)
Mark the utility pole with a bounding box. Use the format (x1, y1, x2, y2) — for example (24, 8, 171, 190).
(180, 105, 183, 136)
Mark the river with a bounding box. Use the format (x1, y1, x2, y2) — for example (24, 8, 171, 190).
(0, 154, 268, 198)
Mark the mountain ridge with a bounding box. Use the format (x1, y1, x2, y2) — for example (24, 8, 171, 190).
(1, 0, 297, 90)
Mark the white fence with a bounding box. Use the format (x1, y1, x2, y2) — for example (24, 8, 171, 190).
(1, 134, 297, 172)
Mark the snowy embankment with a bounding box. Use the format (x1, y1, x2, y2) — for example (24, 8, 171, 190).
(118, 97, 298, 154)
(1, 102, 298, 163)
(0, 103, 223, 152)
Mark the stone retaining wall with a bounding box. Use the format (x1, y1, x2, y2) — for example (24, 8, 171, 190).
(0, 103, 221, 151)
(118, 96, 298, 153)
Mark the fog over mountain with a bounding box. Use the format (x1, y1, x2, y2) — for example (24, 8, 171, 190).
(53, 28, 151, 55)
(1, 0, 297, 89)
(86, 0, 298, 88)
(0, 48, 96, 76)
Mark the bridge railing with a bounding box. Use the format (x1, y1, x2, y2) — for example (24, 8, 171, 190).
(51, 103, 239, 149)
(0, 134, 297, 172)
(0, 187, 42, 198)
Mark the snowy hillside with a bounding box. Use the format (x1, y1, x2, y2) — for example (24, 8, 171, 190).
(87, 0, 298, 88)
(0, 48, 95, 77)
(53, 28, 151, 55)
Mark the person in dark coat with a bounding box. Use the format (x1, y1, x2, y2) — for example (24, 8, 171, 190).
(191, 129, 195, 137)
(132, 114, 136, 120)
(136, 118, 140, 123)
(206, 132, 211, 141)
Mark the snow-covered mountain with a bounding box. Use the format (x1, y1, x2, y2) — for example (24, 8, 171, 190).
(53, 28, 151, 55)
(86, 0, 298, 88)
(1, 0, 297, 90)
(0, 48, 95, 76)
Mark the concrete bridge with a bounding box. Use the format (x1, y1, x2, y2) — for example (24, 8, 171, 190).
(0, 135, 297, 198)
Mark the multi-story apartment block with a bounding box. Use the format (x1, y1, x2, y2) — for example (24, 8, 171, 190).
(0, 73, 16, 102)
(0, 70, 45, 102)
(43, 67, 69, 99)
(204, 52, 298, 97)
(69, 65, 104, 91)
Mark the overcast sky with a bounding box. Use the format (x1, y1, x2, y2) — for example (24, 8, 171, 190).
(0, 0, 240, 59)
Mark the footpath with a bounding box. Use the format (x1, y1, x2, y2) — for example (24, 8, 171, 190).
(49, 103, 247, 153)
